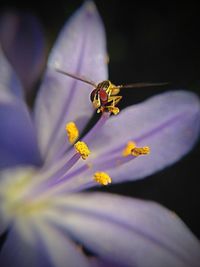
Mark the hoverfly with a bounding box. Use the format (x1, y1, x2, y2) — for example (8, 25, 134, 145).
(56, 69, 167, 114)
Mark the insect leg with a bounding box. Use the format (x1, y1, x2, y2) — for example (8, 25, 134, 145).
(108, 85, 120, 96)
(106, 95, 122, 115)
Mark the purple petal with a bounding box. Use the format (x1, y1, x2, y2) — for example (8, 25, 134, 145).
(90, 257, 122, 267)
(50, 193, 200, 267)
(0, 92, 41, 169)
(87, 90, 200, 183)
(34, 219, 92, 267)
(34, 1, 108, 161)
(0, 218, 92, 267)
(0, 223, 48, 267)
(0, 11, 46, 90)
(0, 45, 23, 98)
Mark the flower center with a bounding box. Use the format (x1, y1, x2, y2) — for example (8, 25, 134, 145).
(0, 168, 49, 222)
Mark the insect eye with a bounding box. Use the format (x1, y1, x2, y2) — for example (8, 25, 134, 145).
(99, 89, 108, 102)
(90, 89, 97, 102)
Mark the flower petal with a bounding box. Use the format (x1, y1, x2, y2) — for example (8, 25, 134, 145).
(49, 193, 200, 267)
(0, 92, 41, 169)
(0, 45, 23, 98)
(0, 221, 47, 267)
(90, 257, 121, 267)
(0, 11, 45, 90)
(33, 218, 92, 267)
(87, 90, 200, 182)
(34, 1, 108, 161)
(0, 216, 92, 267)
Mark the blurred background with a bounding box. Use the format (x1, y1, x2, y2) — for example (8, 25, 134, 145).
(0, 0, 200, 239)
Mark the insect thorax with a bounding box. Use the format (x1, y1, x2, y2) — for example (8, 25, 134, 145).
(96, 80, 111, 91)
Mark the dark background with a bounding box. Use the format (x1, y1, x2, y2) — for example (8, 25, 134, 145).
(1, 0, 200, 240)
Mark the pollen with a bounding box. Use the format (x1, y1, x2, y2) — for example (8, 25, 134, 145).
(122, 141, 136, 156)
(66, 122, 79, 144)
(132, 146, 150, 156)
(94, 172, 112, 186)
(122, 141, 150, 157)
(74, 141, 90, 160)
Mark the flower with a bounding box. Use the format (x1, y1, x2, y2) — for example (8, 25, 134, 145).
(0, 1, 200, 267)
(0, 10, 45, 91)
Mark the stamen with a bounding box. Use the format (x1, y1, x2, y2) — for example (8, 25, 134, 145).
(94, 172, 112, 185)
(74, 141, 90, 160)
(66, 122, 79, 144)
(132, 146, 150, 156)
(122, 141, 150, 157)
(83, 112, 110, 143)
(122, 141, 136, 156)
(28, 114, 110, 199)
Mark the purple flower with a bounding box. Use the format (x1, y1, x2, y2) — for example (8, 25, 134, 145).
(0, 1, 200, 267)
(0, 10, 46, 91)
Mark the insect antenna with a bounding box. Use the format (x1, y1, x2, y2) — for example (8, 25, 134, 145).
(118, 82, 168, 89)
(56, 68, 97, 87)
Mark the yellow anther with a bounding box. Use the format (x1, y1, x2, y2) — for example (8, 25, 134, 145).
(66, 122, 79, 144)
(122, 141, 136, 156)
(94, 172, 112, 186)
(74, 141, 90, 160)
(122, 141, 150, 157)
(131, 146, 150, 157)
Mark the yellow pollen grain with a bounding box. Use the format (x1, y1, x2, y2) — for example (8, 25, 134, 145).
(122, 141, 136, 156)
(74, 141, 90, 160)
(66, 122, 79, 144)
(94, 172, 112, 186)
(122, 141, 150, 157)
(132, 146, 150, 157)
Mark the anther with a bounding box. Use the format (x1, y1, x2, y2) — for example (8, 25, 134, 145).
(66, 122, 79, 144)
(122, 141, 150, 157)
(74, 141, 90, 160)
(122, 141, 136, 156)
(94, 172, 112, 185)
(131, 146, 150, 156)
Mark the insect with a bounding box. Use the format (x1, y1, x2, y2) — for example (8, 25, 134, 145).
(56, 69, 167, 115)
